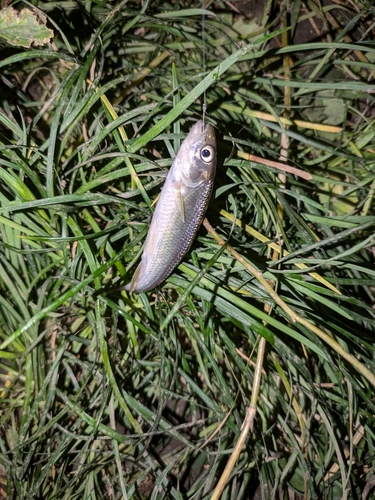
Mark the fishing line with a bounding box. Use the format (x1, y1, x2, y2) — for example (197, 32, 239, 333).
(201, 2, 207, 129)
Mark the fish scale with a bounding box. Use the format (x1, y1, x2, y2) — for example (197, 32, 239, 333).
(125, 120, 216, 293)
(136, 180, 214, 291)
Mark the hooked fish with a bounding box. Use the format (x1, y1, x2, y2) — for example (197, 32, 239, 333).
(125, 120, 217, 293)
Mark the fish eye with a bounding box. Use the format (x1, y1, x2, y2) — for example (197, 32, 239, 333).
(200, 145, 215, 163)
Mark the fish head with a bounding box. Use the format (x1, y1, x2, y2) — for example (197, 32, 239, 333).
(173, 120, 216, 187)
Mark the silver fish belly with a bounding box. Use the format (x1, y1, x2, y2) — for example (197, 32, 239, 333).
(125, 120, 216, 293)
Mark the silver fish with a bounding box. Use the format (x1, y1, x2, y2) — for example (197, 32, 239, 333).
(125, 120, 216, 293)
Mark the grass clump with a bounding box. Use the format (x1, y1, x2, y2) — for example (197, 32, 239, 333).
(0, 1, 375, 499)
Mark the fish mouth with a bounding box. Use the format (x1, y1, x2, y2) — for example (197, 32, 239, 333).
(194, 119, 211, 133)
(188, 120, 216, 144)
(201, 120, 211, 133)
(202, 122, 215, 142)
(197, 119, 215, 137)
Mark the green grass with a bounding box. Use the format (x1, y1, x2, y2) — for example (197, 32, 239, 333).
(1, 1, 375, 499)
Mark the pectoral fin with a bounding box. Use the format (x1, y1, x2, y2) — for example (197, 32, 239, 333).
(176, 185, 185, 223)
(151, 192, 161, 207)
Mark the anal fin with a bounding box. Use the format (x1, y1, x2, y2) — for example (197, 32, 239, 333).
(124, 261, 143, 293)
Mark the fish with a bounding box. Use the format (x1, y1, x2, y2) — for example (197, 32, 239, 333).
(125, 120, 217, 293)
